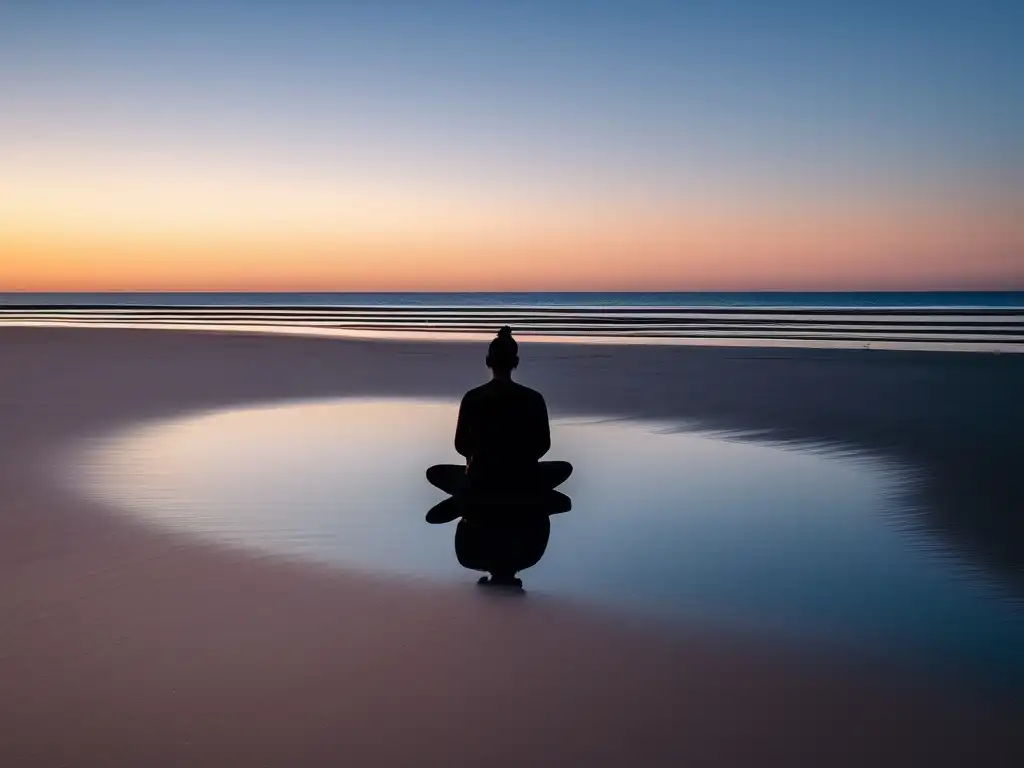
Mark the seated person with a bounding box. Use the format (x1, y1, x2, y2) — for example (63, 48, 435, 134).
(427, 326, 572, 497)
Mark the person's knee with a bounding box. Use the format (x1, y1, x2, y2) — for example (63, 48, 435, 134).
(534, 460, 572, 489)
(426, 464, 455, 489)
(550, 461, 573, 483)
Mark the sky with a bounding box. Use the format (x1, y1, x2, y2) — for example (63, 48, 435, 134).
(1, 0, 1021, 291)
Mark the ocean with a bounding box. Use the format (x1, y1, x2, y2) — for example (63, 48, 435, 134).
(2, 292, 1022, 351)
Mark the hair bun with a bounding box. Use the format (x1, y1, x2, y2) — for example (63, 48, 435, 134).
(487, 325, 518, 370)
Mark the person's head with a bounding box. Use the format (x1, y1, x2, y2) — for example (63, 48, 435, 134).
(486, 326, 519, 378)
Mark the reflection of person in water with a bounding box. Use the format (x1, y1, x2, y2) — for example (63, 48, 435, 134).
(427, 326, 572, 496)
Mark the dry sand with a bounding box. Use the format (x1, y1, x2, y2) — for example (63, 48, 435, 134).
(1, 326, 1022, 767)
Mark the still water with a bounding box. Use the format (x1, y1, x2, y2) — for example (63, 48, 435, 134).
(75, 398, 1024, 685)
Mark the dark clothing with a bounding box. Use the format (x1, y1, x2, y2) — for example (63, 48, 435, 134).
(426, 461, 573, 498)
(454, 379, 551, 489)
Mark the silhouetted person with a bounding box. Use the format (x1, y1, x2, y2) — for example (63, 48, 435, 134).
(427, 326, 572, 497)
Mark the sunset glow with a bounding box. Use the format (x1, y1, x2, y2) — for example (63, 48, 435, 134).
(1, 1, 1020, 291)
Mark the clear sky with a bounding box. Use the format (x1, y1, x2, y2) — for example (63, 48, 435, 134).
(1, 0, 1021, 291)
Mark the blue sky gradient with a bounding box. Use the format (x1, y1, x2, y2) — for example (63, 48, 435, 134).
(1, 1, 1020, 289)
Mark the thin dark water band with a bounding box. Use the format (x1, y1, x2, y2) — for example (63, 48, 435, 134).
(5, 291, 1024, 308)
(6, 303, 1022, 313)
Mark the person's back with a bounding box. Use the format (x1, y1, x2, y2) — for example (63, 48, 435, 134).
(456, 377, 550, 486)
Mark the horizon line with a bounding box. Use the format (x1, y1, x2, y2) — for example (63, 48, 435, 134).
(2, 289, 1024, 295)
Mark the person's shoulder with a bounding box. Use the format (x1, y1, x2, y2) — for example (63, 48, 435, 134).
(512, 381, 546, 403)
(461, 383, 489, 402)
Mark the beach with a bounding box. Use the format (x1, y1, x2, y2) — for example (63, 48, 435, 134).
(2, 326, 1023, 767)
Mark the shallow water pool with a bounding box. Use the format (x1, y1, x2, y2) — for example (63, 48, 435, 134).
(74, 397, 1024, 686)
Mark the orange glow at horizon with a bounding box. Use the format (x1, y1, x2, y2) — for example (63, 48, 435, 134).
(2, 162, 1021, 291)
(5, 212, 1020, 292)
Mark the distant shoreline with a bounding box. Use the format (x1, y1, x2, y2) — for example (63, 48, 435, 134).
(2, 293, 1022, 353)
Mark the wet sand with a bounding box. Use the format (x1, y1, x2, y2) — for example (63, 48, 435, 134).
(2, 326, 1022, 767)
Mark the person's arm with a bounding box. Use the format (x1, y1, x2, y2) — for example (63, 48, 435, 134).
(532, 393, 551, 460)
(454, 394, 474, 461)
